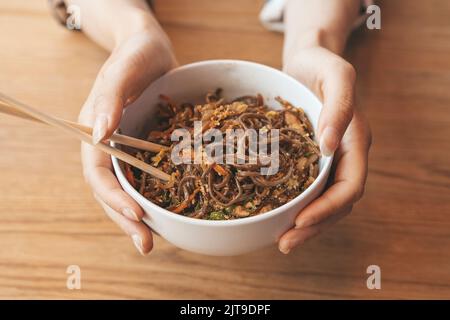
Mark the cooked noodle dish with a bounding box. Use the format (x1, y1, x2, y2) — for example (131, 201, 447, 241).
(123, 89, 321, 220)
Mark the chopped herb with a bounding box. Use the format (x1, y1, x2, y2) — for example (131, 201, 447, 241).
(162, 190, 172, 205)
(224, 205, 235, 215)
(194, 201, 202, 211)
(208, 211, 226, 220)
(131, 166, 141, 178)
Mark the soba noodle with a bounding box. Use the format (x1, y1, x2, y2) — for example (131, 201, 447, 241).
(124, 89, 320, 220)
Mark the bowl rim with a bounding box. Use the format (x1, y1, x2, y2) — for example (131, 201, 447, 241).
(112, 59, 333, 227)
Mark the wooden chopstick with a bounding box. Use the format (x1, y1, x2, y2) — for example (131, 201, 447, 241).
(0, 101, 167, 153)
(0, 93, 171, 182)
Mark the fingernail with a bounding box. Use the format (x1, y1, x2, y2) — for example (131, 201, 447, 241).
(279, 240, 291, 255)
(132, 234, 146, 256)
(92, 113, 108, 144)
(320, 127, 339, 157)
(123, 208, 140, 222)
(125, 95, 138, 106)
(295, 219, 312, 229)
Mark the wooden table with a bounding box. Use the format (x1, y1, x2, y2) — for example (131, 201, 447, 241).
(0, 0, 449, 299)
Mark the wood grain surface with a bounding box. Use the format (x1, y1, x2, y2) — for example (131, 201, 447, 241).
(0, 0, 449, 299)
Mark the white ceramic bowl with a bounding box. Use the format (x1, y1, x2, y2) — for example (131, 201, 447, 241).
(112, 60, 332, 256)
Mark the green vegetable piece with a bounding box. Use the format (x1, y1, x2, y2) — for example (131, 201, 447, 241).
(208, 211, 226, 220)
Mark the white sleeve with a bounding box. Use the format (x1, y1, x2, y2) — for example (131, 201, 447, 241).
(259, 0, 375, 33)
(259, 0, 287, 32)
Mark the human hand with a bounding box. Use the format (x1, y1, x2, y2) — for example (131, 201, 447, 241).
(278, 46, 372, 254)
(78, 13, 177, 255)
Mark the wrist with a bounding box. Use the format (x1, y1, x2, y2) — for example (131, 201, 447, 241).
(283, 27, 347, 63)
(283, 0, 360, 62)
(112, 9, 164, 48)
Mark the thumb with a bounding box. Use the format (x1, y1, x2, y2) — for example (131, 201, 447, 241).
(91, 87, 126, 145)
(90, 57, 154, 144)
(318, 62, 356, 156)
(90, 33, 177, 144)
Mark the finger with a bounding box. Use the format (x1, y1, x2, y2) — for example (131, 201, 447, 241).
(82, 142, 144, 222)
(278, 206, 352, 254)
(95, 194, 153, 255)
(295, 113, 371, 229)
(79, 99, 145, 223)
(318, 60, 356, 156)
